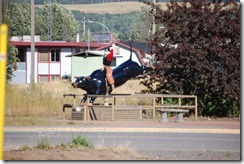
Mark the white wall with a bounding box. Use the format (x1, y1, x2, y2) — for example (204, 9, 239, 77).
(13, 47, 72, 84)
(116, 48, 141, 66)
(26, 48, 38, 83)
(50, 63, 60, 74)
(61, 48, 72, 78)
(38, 63, 48, 74)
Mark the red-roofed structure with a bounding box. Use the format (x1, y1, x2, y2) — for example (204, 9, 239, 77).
(9, 41, 106, 48)
(9, 40, 107, 84)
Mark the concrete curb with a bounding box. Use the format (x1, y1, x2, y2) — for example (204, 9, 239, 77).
(4, 127, 240, 134)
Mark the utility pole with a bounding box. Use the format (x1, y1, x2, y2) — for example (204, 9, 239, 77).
(102, 0, 105, 32)
(150, 0, 156, 66)
(31, 0, 35, 84)
(152, 0, 156, 35)
(87, 29, 90, 51)
(83, 17, 86, 41)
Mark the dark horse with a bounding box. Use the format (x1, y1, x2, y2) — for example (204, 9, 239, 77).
(72, 58, 154, 104)
(72, 43, 154, 106)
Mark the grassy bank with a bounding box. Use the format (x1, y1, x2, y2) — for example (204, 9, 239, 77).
(5, 80, 146, 118)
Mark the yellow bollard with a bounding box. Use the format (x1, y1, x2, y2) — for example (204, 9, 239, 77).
(0, 24, 8, 160)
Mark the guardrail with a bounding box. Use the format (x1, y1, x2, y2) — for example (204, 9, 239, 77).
(62, 94, 198, 121)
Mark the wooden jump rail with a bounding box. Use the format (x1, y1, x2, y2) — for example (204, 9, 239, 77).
(62, 94, 198, 121)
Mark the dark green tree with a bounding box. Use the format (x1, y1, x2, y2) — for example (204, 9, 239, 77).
(4, 2, 33, 37)
(36, 1, 79, 41)
(4, 1, 79, 41)
(142, 0, 240, 117)
(6, 45, 18, 82)
(131, 5, 153, 41)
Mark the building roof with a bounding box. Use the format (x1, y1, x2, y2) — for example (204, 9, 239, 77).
(9, 41, 107, 48)
(95, 41, 145, 65)
(66, 50, 105, 57)
(66, 50, 122, 58)
(120, 41, 152, 54)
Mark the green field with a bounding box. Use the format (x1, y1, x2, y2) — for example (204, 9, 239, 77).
(36, 2, 168, 14)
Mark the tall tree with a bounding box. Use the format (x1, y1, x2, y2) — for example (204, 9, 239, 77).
(36, 1, 79, 41)
(4, 1, 79, 41)
(142, 0, 240, 117)
(131, 5, 153, 41)
(4, 2, 32, 37)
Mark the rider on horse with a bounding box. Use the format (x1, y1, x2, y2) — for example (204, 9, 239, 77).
(101, 44, 115, 94)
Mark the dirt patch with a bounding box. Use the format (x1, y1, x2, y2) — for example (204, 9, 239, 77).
(4, 147, 151, 160)
(4, 147, 240, 160)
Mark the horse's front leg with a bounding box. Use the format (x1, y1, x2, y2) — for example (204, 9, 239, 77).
(89, 97, 97, 105)
(89, 88, 100, 105)
(80, 94, 96, 106)
(80, 94, 87, 107)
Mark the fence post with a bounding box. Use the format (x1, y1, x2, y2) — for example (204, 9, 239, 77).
(179, 96, 181, 106)
(73, 94, 76, 107)
(195, 96, 198, 121)
(153, 97, 156, 119)
(112, 96, 114, 120)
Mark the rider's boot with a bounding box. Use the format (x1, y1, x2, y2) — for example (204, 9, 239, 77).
(106, 85, 109, 96)
(109, 84, 115, 94)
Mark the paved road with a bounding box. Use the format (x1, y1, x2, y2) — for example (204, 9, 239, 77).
(4, 128, 240, 159)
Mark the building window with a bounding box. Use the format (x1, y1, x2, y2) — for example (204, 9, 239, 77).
(51, 75, 60, 81)
(51, 49, 60, 62)
(15, 48, 27, 71)
(39, 75, 49, 83)
(74, 48, 81, 53)
(39, 75, 60, 83)
(17, 48, 26, 62)
(39, 48, 49, 62)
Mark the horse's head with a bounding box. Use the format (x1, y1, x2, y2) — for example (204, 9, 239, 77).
(72, 76, 90, 90)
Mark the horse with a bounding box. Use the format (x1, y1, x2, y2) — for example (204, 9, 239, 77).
(72, 40, 155, 106)
(72, 58, 154, 105)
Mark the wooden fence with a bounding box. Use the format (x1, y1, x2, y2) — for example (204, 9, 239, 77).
(62, 94, 198, 121)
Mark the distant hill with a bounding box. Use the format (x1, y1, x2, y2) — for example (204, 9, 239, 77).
(62, 2, 150, 14)
(34, 0, 173, 5)
(36, 2, 168, 14)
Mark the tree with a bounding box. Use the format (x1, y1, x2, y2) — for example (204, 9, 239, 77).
(131, 5, 154, 42)
(6, 45, 18, 82)
(4, 1, 79, 41)
(4, 2, 33, 37)
(36, 1, 79, 41)
(142, 0, 240, 117)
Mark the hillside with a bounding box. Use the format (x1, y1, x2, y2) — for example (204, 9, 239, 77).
(62, 2, 145, 14)
(36, 2, 168, 14)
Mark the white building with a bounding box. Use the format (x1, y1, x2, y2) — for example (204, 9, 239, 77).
(9, 39, 106, 84)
